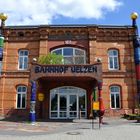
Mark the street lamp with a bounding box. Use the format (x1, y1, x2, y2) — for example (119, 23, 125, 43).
(0, 13, 8, 72)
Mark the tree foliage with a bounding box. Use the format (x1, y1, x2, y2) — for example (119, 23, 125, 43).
(38, 53, 63, 64)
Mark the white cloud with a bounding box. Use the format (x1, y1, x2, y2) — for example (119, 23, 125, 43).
(0, 0, 122, 25)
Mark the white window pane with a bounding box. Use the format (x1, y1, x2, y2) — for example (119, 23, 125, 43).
(19, 51, 24, 56)
(111, 94, 115, 108)
(24, 51, 28, 56)
(24, 57, 28, 69)
(53, 49, 62, 55)
(22, 86, 27, 92)
(109, 57, 113, 69)
(19, 57, 23, 69)
(109, 50, 114, 56)
(113, 50, 118, 56)
(17, 86, 22, 92)
(110, 87, 115, 92)
(17, 94, 21, 108)
(63, 48, 73, 56)
(51, 94, 58, 111)
(114, 57, 118, 69)
(75, 49, 84, 55)
(75, 57, 84, 64)
(116, 94, 120, 108)
(64, 57, 73, 64)
(22, 94, 26, 108)
(114, 87, 119, 92)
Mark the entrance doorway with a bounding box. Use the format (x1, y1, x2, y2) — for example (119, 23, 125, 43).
(50, 86, 87, 119)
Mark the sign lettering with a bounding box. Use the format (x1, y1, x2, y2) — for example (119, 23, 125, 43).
(34, 65, 98, 74)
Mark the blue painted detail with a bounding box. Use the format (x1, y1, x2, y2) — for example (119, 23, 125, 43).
(31, 81, 36, 101)
(134, 38, 140, 48)
(134, 47, 140, 64)
(0, 47, 3, 61)
(30, 81, 37, 122)
(29, 112, 36, 122)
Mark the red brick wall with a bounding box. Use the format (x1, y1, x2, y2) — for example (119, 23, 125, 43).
(0, 26, 137, 119)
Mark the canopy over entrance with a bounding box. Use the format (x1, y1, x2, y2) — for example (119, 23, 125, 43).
(30, 62, 102, 82)
(29, 62, 103, 121)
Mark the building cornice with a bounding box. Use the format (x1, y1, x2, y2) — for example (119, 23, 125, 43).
(2, 24, 135, 42)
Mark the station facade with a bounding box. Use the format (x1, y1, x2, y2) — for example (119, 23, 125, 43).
(0, 24, 138, 120)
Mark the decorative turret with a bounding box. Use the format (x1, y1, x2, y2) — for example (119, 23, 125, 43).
(131, 12, 140, 105)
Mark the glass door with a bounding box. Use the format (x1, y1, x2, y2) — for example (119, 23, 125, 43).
(50, 86, 87, 119)
(59, 94, 67, 118)
(68, 94, 78, 118)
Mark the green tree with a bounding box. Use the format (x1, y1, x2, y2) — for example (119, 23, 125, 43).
(38, 53, 63, 64)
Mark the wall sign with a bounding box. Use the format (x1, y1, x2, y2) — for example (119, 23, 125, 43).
(34, 65, 98, 74)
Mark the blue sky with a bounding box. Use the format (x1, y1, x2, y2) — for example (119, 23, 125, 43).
(0, 0, 140, 31)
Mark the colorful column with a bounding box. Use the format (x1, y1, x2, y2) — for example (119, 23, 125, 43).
(131, 12, 140, 105)
(29, 80, 37, 123)
(0, 13, 8, 71)
(98, 81, 104, 125)
(0, 36, 4, 61)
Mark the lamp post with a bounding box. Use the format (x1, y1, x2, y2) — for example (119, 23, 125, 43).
(0, 13, 8, 70)
(131, 12, 140, 106)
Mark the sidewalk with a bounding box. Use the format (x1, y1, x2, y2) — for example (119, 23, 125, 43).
(0, 117, 140, 140)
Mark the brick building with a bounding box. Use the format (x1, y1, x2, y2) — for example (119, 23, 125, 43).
(0, 23, 138, 120)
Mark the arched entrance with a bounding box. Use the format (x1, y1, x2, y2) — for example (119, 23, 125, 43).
(29, 63, 102, 121)
(50, 86, 86, 119)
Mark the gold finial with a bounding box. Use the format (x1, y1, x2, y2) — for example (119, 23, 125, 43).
(131, 12, 138, 20)
(0, 13, 8, 21)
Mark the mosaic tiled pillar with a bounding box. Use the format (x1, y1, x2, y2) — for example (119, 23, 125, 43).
(29, 81, 37, 123)
(98, 81, 104, 125)
(0, 36, 4, 61)
(131, 13, 140, 105)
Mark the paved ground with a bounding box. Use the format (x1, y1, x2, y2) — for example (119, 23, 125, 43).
(0, 117, 140, 140)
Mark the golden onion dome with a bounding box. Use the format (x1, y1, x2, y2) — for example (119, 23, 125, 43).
(0, 13, 8, 21)
(131, 12, 138, 20)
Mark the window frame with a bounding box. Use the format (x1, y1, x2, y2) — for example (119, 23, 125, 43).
(18, 50, 29, 70)
(16, 86, 27, 109)
(110, 86, 121, 109)
(51, 47, 86, 64)
(108, 49, 119, 70)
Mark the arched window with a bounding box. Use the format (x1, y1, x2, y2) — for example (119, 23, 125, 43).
(108, 49, 119, 70)
(51, 47, 86, 64)
(18, 50, 29, 70)
(16, 86, 27, 109)
(110, 86, 121, 109)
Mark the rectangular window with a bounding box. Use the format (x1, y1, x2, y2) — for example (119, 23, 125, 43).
(18, 50, 29, 70)
(16, 86, 27, 109)
(110, 86, 120, 109)
(108, 50, 119, 70)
